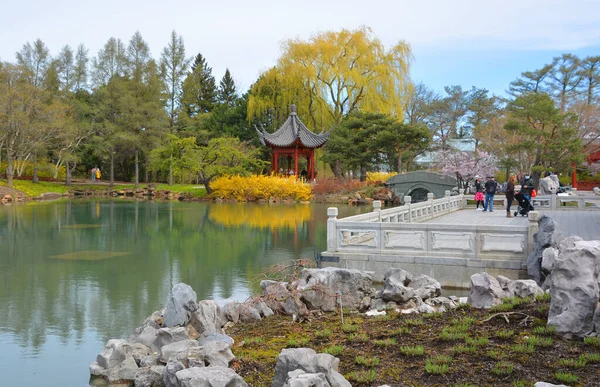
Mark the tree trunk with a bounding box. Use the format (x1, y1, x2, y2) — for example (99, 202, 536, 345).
(169, 153, 173, 185)
(135, 150, 139, 189)
(360, 165, 367, 182)
(110, 149, 114, 188)
(144, 161, 149, 183)
(32, 152, 39, 183)
(65, 162, 72, 186)
(397, 151, 403, 174)
(6, 150, 14, 187)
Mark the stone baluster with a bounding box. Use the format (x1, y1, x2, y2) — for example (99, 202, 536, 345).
(527, 211, 539, 255)
(373, 200, 382, 222)
(459, 189, 465, 209)
(444, 190, 451, 213)
(427, 192, 434, 219)
(404, 196, 412, 223)
(327, 207, 338, 252)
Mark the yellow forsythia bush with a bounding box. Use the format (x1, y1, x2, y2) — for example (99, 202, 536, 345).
(366, 171, 398, 182)
(211, 175, 313, 201)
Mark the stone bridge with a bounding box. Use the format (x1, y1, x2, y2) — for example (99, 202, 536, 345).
(386, 171, 458, 203)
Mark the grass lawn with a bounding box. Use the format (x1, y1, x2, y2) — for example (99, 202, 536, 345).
(228, 294, 600, 386)
(0, 180, 207, 199)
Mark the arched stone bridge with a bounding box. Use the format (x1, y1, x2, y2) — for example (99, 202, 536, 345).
(386, 171, 458, 203)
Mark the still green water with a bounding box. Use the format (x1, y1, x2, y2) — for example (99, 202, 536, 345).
(0, 199, 370, 387)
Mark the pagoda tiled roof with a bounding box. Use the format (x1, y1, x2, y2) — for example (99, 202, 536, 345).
(256, 105, 330, 149)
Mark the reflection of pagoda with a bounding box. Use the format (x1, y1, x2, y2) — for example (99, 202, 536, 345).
(256, 105, 330, 181)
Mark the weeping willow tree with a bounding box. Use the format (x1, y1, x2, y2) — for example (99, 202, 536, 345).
(248, 26, 413, 130)
(248, 27, 413, 176)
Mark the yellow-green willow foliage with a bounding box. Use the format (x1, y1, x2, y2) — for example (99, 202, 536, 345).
(248, 26, 413, 129)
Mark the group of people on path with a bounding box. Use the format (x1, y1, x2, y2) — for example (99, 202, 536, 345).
(474, 174, 534, 217)
(91, 167, 101, 182)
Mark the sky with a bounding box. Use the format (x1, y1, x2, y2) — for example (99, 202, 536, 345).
(1, 0, 599, 97)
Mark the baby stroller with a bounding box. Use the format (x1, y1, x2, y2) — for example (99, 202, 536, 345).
(514, 192, 534, 217)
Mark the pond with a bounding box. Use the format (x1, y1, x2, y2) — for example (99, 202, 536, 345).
(0, 199, 371, 387)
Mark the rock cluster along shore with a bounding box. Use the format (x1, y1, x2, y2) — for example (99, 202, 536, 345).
(89, 227, 600, 387)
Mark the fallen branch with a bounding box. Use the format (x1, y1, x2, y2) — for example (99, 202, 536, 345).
(482, 312, 535, 326)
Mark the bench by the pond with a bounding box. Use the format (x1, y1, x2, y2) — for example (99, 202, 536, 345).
(320, 192, 540, 288)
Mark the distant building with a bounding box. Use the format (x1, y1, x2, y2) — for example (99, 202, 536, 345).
(414, 138, 477, 167)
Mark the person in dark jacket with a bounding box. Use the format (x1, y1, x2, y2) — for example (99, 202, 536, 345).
(521, 175, 534, 201)
(483, 176, 498, 212)
(505, 175, 516, 217)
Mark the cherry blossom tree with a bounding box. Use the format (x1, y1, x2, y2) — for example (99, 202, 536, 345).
(433, 150, 497, 190)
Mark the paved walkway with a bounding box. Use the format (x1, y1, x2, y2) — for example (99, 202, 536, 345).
(423, 207, 600, 241)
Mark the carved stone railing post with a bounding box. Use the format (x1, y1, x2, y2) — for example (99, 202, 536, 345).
(427, 192, 434, 219)
(459, 189, 466, 208)
(444, 190, 451, 213)
(404, 196, 412, 223)
(327, 207, 338, 252)
(550, 194, 557, 209)
(527, 211, 539, 255)
(373, 200, 382, 222)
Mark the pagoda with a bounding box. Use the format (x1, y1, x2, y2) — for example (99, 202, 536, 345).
(256, 105, 330, 181)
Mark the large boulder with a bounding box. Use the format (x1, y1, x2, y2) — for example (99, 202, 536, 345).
(380, 268, 414, 303)
(135, 365, 166, 387)
(96, 339, 130, 369)
(163, 358, 185, 387)
(283, 370, 331, 387)
(155, 327, 190, 352)
(295, 268, 373, 312)
(104, 355, 139, 384)
(190, 300, 227, 335)
(272, 348, 351, 387)
(409, 274, 441, 300)
(467, 273, 505, 309)
(507, 280, 544, 299)
(175, 366, 248, 387)
(527, 216, 563, 286)
(547, 238, 600, 338)
(160, 339, 201, 363)
(163, 283, 199, 327)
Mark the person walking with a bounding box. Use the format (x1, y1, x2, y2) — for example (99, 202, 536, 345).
(474, 177, 484, 210)
(95, 167, 101, 182)
(505, 175, 516, 217)
(91, 167, 97, 182)
(483, 176, 498, 212)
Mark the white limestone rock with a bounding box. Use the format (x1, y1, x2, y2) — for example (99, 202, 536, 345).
(467, 273, 505, 309)
(163, 283, 198, 328)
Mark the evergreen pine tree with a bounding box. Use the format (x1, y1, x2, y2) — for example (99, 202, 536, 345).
(180, 53, 217, 116)
(218, 68, 237, 106)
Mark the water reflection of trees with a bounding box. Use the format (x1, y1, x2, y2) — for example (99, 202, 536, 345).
(0, 200, 368, 351)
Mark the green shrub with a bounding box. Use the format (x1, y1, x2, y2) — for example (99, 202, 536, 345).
(399, 345, 425, 356)
(348, 333, 369, 342)
(355, 356, 380, 367)
(453, 344, 477, 354)
(512, 343, 535, 353)
(581, 353, 600, 363)
(495, 330, 515, 339)
(405, 318, 424, 326)
(535, 292, 552, 302)
(342, 324, 358, 333)
(346, 369, 376, 383)
(287, 338, 310, 347)
(491, 361, 514, 376)
(465, 337, 488, 347)
(314, 329, 331, 339)
(374, 338, 397, 347)
(584, 336, 600, 347)
(322, 345, 344, 356)
(557, 357, 587, 368)
(554, 371, 579, 384)
(533, 325, 556, 336)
